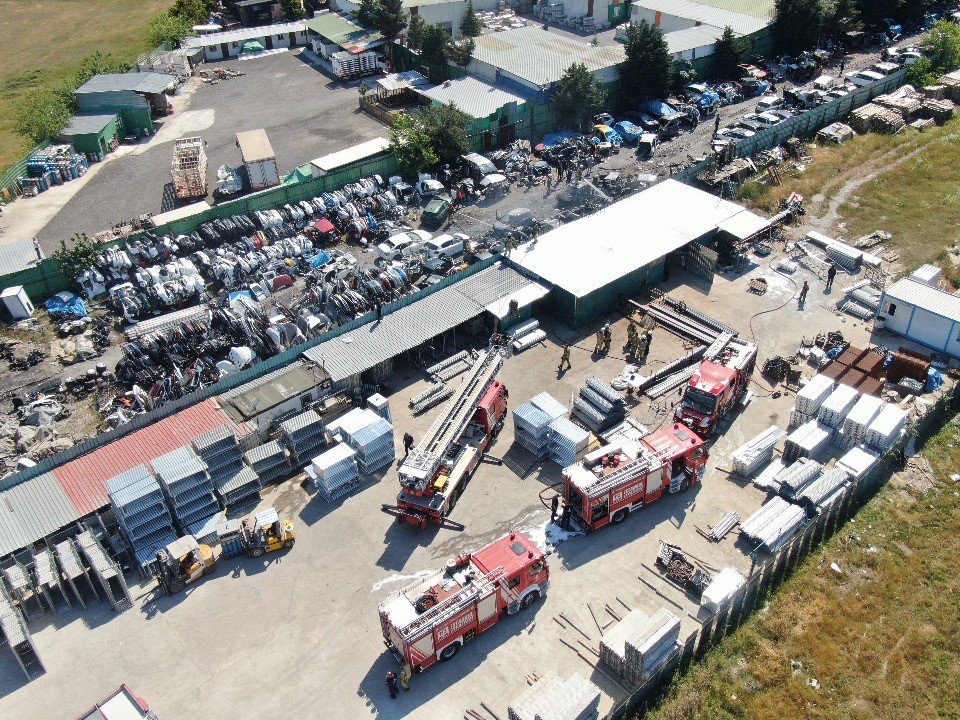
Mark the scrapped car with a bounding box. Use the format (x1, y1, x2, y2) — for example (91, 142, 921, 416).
(613, 120, 642, 142)
(492, 208, 538, 237)
(593, 124, 623, 146)
(423, 233, 468, 257)
(421, 194, 453, 228)
(377, 230, 432, 260)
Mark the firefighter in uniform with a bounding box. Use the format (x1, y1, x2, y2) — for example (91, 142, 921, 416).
(602, 324, 612, 353)
(627, 322, 638, 344)
(558, 344, 571, 372)
(399, 662, 412, 691)
(594, 329, 604, 353)
(636, 332, 648, 362)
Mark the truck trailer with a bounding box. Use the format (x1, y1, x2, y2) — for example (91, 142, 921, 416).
(562, 423, 708, 531)
(378, 531, 548, 673)
(236, 129, 279, 191)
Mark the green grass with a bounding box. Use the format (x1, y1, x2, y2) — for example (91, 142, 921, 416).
(0, 0, 173, 172)
(646, 410, 960, 720)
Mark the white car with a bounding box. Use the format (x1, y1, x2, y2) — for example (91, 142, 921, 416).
(846, 70, 884, 88)
(716, 126, 756, 140)
(377, 230, 432, 260)
(416, 179, 446, 198)
(755, 95, 785, 113)
(742, 112, 781, 128)
(423, 233, 468, 257)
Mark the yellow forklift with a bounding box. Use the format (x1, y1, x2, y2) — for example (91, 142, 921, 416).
(241, 508, 295, 557)
(153, 535, 222, 595)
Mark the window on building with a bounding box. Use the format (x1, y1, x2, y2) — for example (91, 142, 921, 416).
(887, 302, 897, 317)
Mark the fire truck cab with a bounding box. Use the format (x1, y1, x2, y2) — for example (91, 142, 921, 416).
(562, 423, 707, 531)
(378, 532, 548, 673)
(676, 337, 757, 436)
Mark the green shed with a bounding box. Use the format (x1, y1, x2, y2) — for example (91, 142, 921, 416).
(59, 113, 121, 158)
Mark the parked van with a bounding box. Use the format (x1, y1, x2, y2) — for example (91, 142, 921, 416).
(846, 70, 884, 87)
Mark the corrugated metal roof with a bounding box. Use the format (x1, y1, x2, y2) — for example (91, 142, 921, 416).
(883, 277, 960, 323)
(684, 0, 776, 20)
(376, 71, 430, 92)
(304, 12, 381, 48)
(0, 472, 80, 557)
(418, 76, 531, 119)
(632, 0, 769, 34)
(472, 26, 625, 87)
(75, 72, 176, 95)
(665, 25, 725, 54)
(0, 239, 44, 274)
(61, 113, 117, 137)
(54, 399, 237, 516)
(310, 138, 390, 174)
(184, 21, 307, 48)
(236, 129, 275, 163)
(303, 263, 542, 381)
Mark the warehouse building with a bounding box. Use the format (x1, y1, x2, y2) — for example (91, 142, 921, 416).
(183, 20, 308, 61)
(74, 73, 177, 135)
(513, 179, 765, 327)
(878, 273, 960, 358)
(333, 0, 474, 34)
(304, 11, 383, 58)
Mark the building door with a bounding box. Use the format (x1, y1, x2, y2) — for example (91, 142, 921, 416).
(220, 43, 229, 58)
(289, 32, 297, 46)
(265, 35, 273, 49)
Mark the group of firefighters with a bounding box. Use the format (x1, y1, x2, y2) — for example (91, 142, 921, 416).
(593, 322, 652, 361)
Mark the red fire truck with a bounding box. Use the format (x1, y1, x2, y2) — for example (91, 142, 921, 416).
(378, 531, 548, 673)
(675, 334, 757, 437)
(391, 351, 508, 529)
(561, 423, 708, 531)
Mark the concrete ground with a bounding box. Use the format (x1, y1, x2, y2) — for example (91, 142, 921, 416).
(26, 51, 384, 251)
(0, 240, 879, 719)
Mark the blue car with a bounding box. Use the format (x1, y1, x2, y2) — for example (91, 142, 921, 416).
(613, 120, 642, 142)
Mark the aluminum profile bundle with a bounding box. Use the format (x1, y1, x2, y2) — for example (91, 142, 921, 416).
(849, 287, 881, 311)
(789, 407, 815, 429)
(731, 425, 785, 476)
(841, 300, 876, 321)
(776, 458, 823, 499)
(572, 379, 625, 432)
(818, 385, 860, 428)
(753, 457, 785, 491)
(740, 496, 806, 552)
(513, 402, 554, 458)
(280, 409, 326, 464)
(783, 420, 833, 463)
(547, 416, 590, 466)
(410, 385, 454, 414)
(644, 366, 698, 399)
(410, 382, 446, 408)
(427, 351, 472, 382)
(511, 328, 547, 353)
(579, 386, 618, 416)
(243, 440, 290, 484)
(152, 447, 220, 532)
(797, 466, 851, 512)
(529, 391, 568, 420)
(508, 671, 601, 720)
(795, 375, 836, 415)
(599, 609, 650, 678)
(701, 568, 746, 612)
(586, 377, 625, 407)
(426, 350, 468, 377)
(836, 445, 879, 481)
(600, 608, 679, 684)
(345, 416, 396, 474)
(571, 396, 615, 432)
(308, 443, 359, 501)
(506, 319, 540, 340)
(841, 395, 885, 446)
(866, 404, 909, 451)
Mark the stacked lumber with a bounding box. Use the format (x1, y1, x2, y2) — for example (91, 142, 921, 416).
(921, 98, 955, 124)
(850, 103, 906, 133)
(921, 84, 946, 100)
(938, 70, 960, 101)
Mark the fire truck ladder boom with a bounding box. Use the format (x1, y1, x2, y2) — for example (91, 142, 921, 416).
(398, 566, 506, 641)
(584, 446, 676, 499)
(405, 352, 503, 477)
(702, 331, 734, 361)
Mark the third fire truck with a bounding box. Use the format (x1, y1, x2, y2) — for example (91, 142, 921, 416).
(392, 351, 508, 529)
(562, 422, 708, 531)
(378, 531, 548, 673)
(675, 332, 758, 437)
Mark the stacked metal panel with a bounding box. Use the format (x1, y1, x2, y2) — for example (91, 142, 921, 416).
(367, 392, 392, 422)
(838, 394, 884, 449)
(783, 421, 833, 463)
(740, 496, 807, 552)
(513, 402, 554, 459)
(701, 568, 746, 612)
(797, 467, 851, 512)
(777, 458, 823, 500)
(33, 549, 71, 615)
(836, 445, 880, 481)
(152, 447, 220, 537)
(106, 465, 177, 568)
(600, 608, 680, 684)
(529, 391, 568, 421)
(731, 426, 785, 476)
(0, 587, 44, 679)
(866, 404, 909, 451)
(308, 444, 359, 501)
(508, 671, 601, 720)
(818, 385, 859, 428)
(193, 425, 259, 512)
(55, 538, 97, 610)
(571, 377, 626, 432)
(243, 440, 290, 484)
(1, 564, 35, 617)
(792, 375, 835, 427)
(76, 530, 132, 611)
(753, 457, 785, 491)
(281, 409, 326, 465)
(547, 416, 591, 466)
(509, 319, 546, 353)
(346, 416, 396, 474)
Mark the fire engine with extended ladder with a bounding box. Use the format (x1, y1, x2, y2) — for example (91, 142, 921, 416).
(378, 531, 548, 673)
(385, 351, 508, 529)
(562, 422, 708, 531)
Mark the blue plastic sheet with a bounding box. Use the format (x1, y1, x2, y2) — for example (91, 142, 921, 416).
(308, 250, 332, 267)
(541, 131, 577, 148)
(45, 292, 87, 317)
(926, 368, 944, 392)
(826, 346, 845, 359)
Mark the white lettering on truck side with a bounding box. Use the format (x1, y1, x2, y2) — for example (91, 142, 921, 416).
(436, 609, 476, 643)
(611, 480, 644, 506)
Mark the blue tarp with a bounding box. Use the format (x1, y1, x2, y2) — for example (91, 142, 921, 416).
(541, 131, 577, 148)
(45, 293, 87, 317)
(229, 290, 253, 303)
(308, 250, 332, 267)
(926, 368, 944, 392)
(827, 346, 845, 359)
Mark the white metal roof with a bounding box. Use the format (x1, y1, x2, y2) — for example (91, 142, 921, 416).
(514, 180, 756, 298)
(471, 26, 625, 87)
(310, 137, 390, 174)
(376, 70, 430, 92)
(883, 277, 960, 322)
(665, 25, 725, 55)
(0, 472, 79, 557)
(184, 21, 306, 48)
(236, 129, 275, 163)
(151, 200, 211, 227)
(717, 209, 769, 240)
(75, 72, 175, 95)
(417, 76, 531, 119)
(633, 0, 770, 33)
(485, 282, 550, 319)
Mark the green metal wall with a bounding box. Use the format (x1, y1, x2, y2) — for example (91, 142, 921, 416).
(70, 116, 120, 156)
(120, 107, 154, 134)
(551, 260, 664, 328)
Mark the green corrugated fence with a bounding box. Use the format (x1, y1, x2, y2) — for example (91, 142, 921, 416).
(1, 140, 52, 199)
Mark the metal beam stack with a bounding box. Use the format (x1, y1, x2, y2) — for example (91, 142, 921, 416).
(571, 377, 625, 432)
(731, 426, 785, 476)
(55, 538, 98, 610)
(307, 444, 359, 501)
(152, 447, 220, 543)
(792, 374, 835, 427)
(32, 549, 71, 615)
(280, 409, 326, 466)
(783, 420, 833, 463)
(777, 458, 823, 500)
(797, 467, 851, 513)
(0, 586, 44, 679)
(508, 671, 601, 720)
(600, 608, 680, 684)
(193, 424, 259, 513)
(426, 351, 472, 382)
(836, 446, 879, 481)
(1, 564, 36, 619)
(818, 384, 859, 428)
(838, 394, 884, 449)
(106, 465, 177, 570)
(508, 319, 546, 354)
(866, 404, 909, 451)
(740, 496, 807, 552)
(243, 440, 290, 485)
(76, 530, 132, 612)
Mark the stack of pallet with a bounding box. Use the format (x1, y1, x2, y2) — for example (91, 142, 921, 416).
(837, 394, 885, 449)
(797, 466, 850, 512)
(152, 447, 221, 543)
(922, 98, 955, 123)
(547, 416, 590, 466)
(193, 425, 259, 512)
(600, 608, 680, 684)
(243, 440, 289, 484)
(818, 385, 859, 428)
(740, 496, 806, 552)
(508, 319, 547, 354)
(731, 426, 785, 476)
(513, 402, 554, 459)
(571, 377, 626, 432)
(106, 465, 178, 569)
(508, 672, 601, 720)
(938, 69, 960, 101)
(922, 84, 946, 100)
(280, 409, 326, 465)
(866, 404, 909, 451)
(874, 91, 922, 121)
(346, 414, 396, 474)
(308, 444, 359, 501)
(849, 104, 905, 133)
(171, 136, 207, 199)
(777, 458, 823, 500)
(792, 375, 835, 427)
(783, 420, 832, 463)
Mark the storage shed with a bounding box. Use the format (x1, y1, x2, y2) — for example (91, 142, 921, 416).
(59, 113, 121, 158)
(74, 73, 176, 134)
(878, 277, 960, 358)
(514, 179, 765, 326)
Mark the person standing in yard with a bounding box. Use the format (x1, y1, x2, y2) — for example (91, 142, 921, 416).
(798, 280, 809, 306)
(558, 344, 571, 373)
(386, 671, 399, 699)
(551, 494, 560, 521)
(33, 238, 43, 262)
(403, 432, 414, 456)
(826, 263, 837, 291)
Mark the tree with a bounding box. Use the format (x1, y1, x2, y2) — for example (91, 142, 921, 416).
(669, 60, 696, 95)
(773, 0, 828, 55)
(74, 52, 130, 88)
(373, 0, 408, 53)
(921, 20, 960, 74)
(389, 112, 439, 176)
(356, 0, 378, 27)
(420, 103, 470, 163)
(280, 0, 304, 20)
(54, 233, 99, 284)
(618, 21, 670, 108)
(825, 0, 859, 40)
(170, 0, 215, 24)
(906, 56, 938, 86)
(450, 36, 475, 68)
(554, 63, 607, 132)
(407, 13, 426, 50)
(146, 12, 194, 49)
(14, 87, 73, 144)
(459, 0, 482, 37)
(854, 0, 902, 27)
(421, 25, 451, 68)
(711, 26, 745, 79)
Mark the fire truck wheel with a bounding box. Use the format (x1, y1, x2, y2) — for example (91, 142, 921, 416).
(520, 589, 540, 610)
(439, 642, 461, 661)
(610, 508, 628, 525)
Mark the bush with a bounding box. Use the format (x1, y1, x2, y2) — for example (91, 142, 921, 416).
(54, 233, 99, 284)
(737, 179, 767, 203)
(14, 87, 73, 144)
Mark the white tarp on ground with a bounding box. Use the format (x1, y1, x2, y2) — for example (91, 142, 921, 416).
(514, 179, 764, 298)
